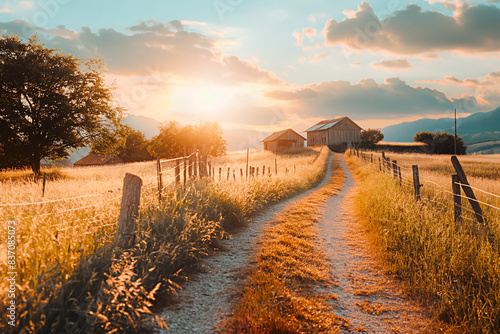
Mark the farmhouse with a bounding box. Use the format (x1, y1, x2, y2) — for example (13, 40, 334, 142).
(305, 117, 362, 151)
(262, 128, 306, 153)
(74, 153, 126, 167)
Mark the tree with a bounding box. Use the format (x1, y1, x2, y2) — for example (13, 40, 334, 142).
(414, 131, 467, 154)
(117, 126, 152, 162)
(360, 128, 384, 149)
(148, 121, 226, 158)
(0, 35, 123, 176)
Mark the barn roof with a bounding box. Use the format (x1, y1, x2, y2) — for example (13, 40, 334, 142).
(305, 116, 362, 132)
(74, 153, 125, 166)
(262, 128, 306, 142)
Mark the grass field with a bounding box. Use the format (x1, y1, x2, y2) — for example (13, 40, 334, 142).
(347, 151, 500, 333)
(0, 147, 329, 333)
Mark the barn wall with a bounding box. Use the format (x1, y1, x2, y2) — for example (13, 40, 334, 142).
(307, 118, 361, 147)
(264, 130, 305, 152)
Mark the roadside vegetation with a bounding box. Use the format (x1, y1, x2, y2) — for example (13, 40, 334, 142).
(0, 147, 329, 333)
(346, 152, 500, 333)
(226, 154, 346, 333)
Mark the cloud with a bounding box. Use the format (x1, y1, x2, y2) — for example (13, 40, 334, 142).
(420, 72, 500, 108)
(371, 59, 412, 69)
(0, 19, 284, 86)
(311, 53, 330, 63)
(0, 8, 13, 13)
(265, 77, 477, 119)
(292, 27, 318, 47)
(292, 31, 304, 46)
(325, 2, 500, 54)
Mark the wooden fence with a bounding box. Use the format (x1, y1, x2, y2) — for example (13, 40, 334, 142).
(350, 147, 499, 241)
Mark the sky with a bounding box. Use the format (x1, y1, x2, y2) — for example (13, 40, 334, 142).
(1, 0, 500, 149)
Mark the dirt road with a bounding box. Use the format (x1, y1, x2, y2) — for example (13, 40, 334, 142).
(158, 155, 334, 333)
(316, 156, 435, 333)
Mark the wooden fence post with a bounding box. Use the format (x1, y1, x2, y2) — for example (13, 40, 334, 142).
(115, 173, 142, 248)
(257, 167, 259, 176)
(227, 167, 230, 181)
(183, 147, 187, 186)
(240, 168, 243, 178)
(379, 157, 382, 172)
(263, 165, 265, 176)
(275, 157, 278, 175)
(188, 153, 193, 178)
(219, 167, 222, 180)
(208, 162, 212, 177)
(246, 148, 249, 178)
(194, 149, 198, 178)
(201, 144, 207, 178)
(452, 174, 462, 222)
(392, 160, 398, 179)
(156, 157, 162, 203)
(412, 165, 421, 201)
(451, 156, 487, 227)
(371, 154, 373, 163)
(42, 173, 47, 197)
(268, 166, 271, 176)
(398, 166, 402, 185)
(175, 159, 180, 185)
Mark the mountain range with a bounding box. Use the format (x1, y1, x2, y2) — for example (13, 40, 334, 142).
(382, 107, 500, 154)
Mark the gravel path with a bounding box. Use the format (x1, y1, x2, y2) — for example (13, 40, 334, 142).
(158, 155, 334, 333)
(316, 156, 434, 333)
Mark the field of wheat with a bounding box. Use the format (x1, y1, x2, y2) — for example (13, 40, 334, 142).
(347, 151, 500, 333)
(0, 147, 329, 333)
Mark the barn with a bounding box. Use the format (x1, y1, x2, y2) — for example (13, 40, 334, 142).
(262, 128, 306, 153)
(305, 117, 362, 151)
(74, 153, 126, 167)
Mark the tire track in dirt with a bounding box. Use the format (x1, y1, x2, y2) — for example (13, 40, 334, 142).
(158, 155, 334, 333)
(316, 155, 435, 333)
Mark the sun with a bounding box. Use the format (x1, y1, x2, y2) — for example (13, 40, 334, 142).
(172, 84, 235, 116)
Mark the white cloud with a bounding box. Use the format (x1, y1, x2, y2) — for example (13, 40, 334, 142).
(325, 2, 500, 54)
(0, 19, 285, 86)
(371, 59, 412, 69)
(265, 77, 477, 119)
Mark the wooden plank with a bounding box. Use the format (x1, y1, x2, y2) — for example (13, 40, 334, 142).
(452, 174, 461, 222)
(412, 165, 421, 201)
(392, 160, 398, 179)
(451, 156, 485, 225)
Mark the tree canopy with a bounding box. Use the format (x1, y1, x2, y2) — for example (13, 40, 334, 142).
(148, 121, 226, 158)
(360, 128, 384, 149)
(92, 125, 152, 162)
(0, 35, 123, 175)
(414, 131, 467, 154)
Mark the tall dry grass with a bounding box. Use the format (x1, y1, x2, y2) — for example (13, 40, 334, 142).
(0, 147, 329, 333)
(347, 152, 500, 333)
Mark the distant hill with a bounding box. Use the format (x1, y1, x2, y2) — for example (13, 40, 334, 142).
(123, 115, 161, 139)
(382, 107, 500, 154)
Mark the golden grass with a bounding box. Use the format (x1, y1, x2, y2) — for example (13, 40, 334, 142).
(226, 154, 346, 333)
(0, 147, 329, 333)
(347, 152, 500, 333)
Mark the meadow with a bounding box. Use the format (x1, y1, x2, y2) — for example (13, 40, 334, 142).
(347, 151, 500, 333)
(0, 147, 329, 333)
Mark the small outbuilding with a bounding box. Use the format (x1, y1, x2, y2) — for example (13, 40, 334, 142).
(74, 153, 126, 167)
(262, 128, 306, 153)
(305, 117, 362, 151)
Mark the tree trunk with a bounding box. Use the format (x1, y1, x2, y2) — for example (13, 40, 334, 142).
(31, 154, 41, 179)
